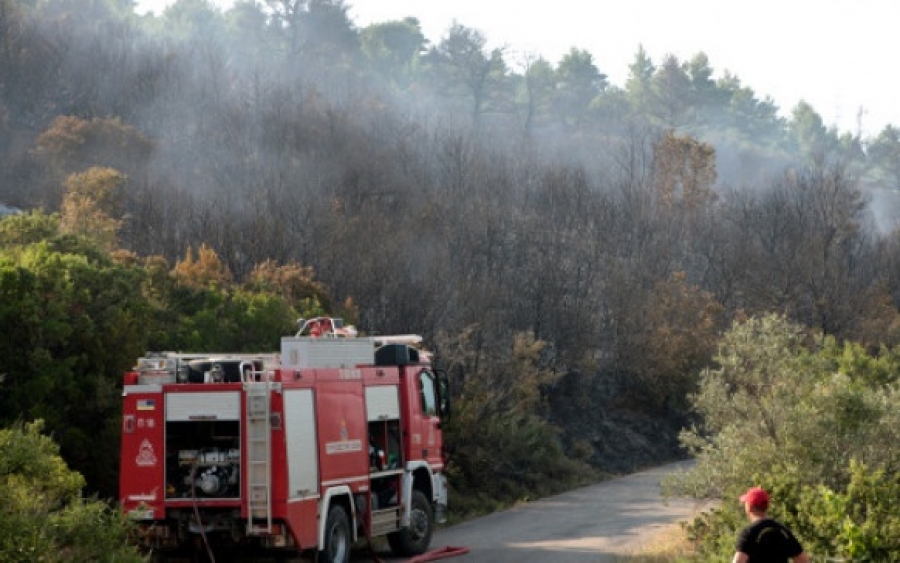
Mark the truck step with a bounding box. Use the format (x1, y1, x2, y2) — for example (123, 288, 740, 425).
(370, 507, 401, 537)
(247, 524, 272, 535)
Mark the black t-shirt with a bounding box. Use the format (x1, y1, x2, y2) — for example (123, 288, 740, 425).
(736, 518, 804, 562)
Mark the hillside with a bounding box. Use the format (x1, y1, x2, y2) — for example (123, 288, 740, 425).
(2, 0, 900, 503)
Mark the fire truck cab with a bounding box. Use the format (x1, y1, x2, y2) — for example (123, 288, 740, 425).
(119, 321, 450, 562)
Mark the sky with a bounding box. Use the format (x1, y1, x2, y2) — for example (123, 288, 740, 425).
(135, 0, 900, 137)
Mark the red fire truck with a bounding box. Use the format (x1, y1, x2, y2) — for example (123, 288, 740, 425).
(119, 319, 450, 562)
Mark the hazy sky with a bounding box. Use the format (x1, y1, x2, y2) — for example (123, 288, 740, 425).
(136, 0, 899, 137)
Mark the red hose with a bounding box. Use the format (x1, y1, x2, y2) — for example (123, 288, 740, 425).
(405, 546, 470, 562)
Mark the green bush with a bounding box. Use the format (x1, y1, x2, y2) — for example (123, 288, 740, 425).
(795, 461, 900, 561)
(0, 421, 143, 563)
(684, 462, 900, 562)
(666, 314, 900, 561)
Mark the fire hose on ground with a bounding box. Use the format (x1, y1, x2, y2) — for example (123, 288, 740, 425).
(364, 543, 470, 563)
(404, 545, 470, 562)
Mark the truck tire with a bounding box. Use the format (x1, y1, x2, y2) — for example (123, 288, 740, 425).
(319, 504, 351, 563)
(387, 489, 433, 556)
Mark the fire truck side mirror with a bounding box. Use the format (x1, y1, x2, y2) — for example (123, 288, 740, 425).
(436, 369, 451, 421)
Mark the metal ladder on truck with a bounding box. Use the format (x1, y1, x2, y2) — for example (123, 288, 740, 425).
(244, 363, 273, 535)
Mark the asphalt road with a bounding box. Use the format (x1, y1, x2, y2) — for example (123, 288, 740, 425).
(368, 461, 709, 563)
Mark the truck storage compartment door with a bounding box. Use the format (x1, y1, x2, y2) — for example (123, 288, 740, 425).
(284, 389, 319, 498)
(283, 389, 319, 549)
(366, 385, 400, 421)
(166, 391, 240, 421)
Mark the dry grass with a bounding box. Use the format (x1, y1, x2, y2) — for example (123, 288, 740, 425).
(606, 522, 697, 562)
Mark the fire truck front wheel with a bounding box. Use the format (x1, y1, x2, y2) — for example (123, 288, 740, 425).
(320, 504, 351, 563)
(387, 489, 433, 556)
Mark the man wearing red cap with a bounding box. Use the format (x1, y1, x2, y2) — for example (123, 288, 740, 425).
(732, 487, 810, 563)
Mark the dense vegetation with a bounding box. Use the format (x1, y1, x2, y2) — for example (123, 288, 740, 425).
(0, 421, 143, 562)
(0, 0, 899, 558)
(0, 208, 329, 497)
(665, 315, 900, 561)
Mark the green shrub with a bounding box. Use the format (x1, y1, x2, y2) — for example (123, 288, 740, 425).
(0, 421, 143, 563)
(795, 461, 900, 561)
(666, 314, 900, 562)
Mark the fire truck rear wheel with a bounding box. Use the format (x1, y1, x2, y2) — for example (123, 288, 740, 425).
(320, 504, 351, 563)
(387, 489, 433, 556)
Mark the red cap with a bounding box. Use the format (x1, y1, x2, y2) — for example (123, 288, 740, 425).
(740, 487, 770, 510)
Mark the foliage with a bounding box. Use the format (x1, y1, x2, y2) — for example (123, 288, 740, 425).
(6, 0, 900, 533)
(59, 167, 125, 250)
(554, 48, 607, 126)
(665, 314, 900, 561)
(866, 125, 900, 190)
(360, 17, 426, 87)
(623, 272, 724, 411)
(819, 334, 900, 387)
(0, 212, 328, 496)
(247, 259, 332, 312)
(0, 210, 61, 245)
(145, 247, 307, 351)
(683, 462, 900, 562)
(795, 461, 900, 561)
(35, 116, 149, 162)
(436, 327, 595, 512)
(34, 116, 154, 187)
(652, 132, 717, 210)
(172, 243, 233, 288)
(426, 23, 510, 124)
(0, 420, 143, 562)
(0, 213, 150, 497)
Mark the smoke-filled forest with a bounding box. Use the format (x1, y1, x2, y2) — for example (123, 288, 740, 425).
(2, 0, 900, 543)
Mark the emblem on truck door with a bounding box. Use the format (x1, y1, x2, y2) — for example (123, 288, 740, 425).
(325, 418, 362, 454)
(135, 439, 158, 467)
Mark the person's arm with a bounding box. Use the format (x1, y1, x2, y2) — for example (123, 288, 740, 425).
(792, 552, 810, 563)
(732, 552, 749, 563)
